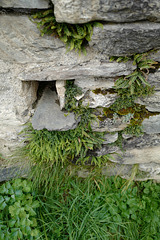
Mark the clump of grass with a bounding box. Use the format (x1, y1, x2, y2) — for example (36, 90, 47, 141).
(37, 173, 160, 240)
(20, 122, 112, 194)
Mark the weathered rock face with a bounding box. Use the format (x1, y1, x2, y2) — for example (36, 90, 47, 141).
(74, 77, 115, 90)
(142, 115, 160, 134)
(90, 23, 160, 56)
(0, 0, 49, 8)
(99, 134, 160, 164)
(0, 60, 38, 156)
(148, 69, 160, 90)
(52, 0, 160, 24)
(91, 116, 129, 132)
(82, 91, 117, 108)
(135, 91, 160, 112)
(32, 88, 78, 131)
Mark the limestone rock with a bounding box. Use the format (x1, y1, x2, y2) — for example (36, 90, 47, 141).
(90, 23, 160, 56)
(0, 0, 49, 8)
(91, 117, 129, 132)
(107, 134, 160, 164)
(56, 80, 66, 109)
(52, 0, 160, 24)
(148, 69, 160, 90)
(103, 132, 118, 144)
(82, 90, 117, 108)
(21, 62, 135, 82)
(74, 77, 115, 90)
(0, 166, 29, 183)
(139, 163, 160, 178)
(148, 50, 160, 62)
(0, 60, 38, 156)
(122, 133, 133, 139)
(32, 88, 78, 131)
(142, 114, 160, 134)
(135, 91, 160, 112)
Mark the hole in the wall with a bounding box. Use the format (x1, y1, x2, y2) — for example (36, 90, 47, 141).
(31, 80, 57, 109)
(37, 81, 56, 99)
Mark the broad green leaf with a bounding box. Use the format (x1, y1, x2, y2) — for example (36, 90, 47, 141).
(0, 202, 7, 210)
(29, 208, 37, 216)
(0, 196, 4, 204)
(8, 219, 16, 228)
(0, 185, 7, 194)
(31, 229, 39, 237)
(15, 190, 23, 197)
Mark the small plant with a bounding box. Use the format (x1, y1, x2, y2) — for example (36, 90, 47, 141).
(106, 51, 159, 137)
(31, 9, 103, 54)
(110, 52, 158, 95)
(0, 179, 39, 239)
(64, 80, 83, 111)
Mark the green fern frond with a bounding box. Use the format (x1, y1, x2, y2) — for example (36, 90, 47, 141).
(93, 22, 103, 29)
(137, 72, 150, 86)
(31, 9, 103, 54)
(63, 24, 72, 36)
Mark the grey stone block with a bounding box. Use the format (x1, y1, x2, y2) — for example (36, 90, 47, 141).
(0, 0, 49, 8)
(142, 114, 160, 134)
(52, 0, 160, 24)
(32, 88, 79, 131)
(90, 22, 160, 56)
(106, 134, 160, 164)
(135, 91, 160, 112)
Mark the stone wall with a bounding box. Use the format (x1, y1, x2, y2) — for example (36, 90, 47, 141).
(0, 0, 160, 180)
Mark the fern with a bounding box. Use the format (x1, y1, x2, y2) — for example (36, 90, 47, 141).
(111, 51, 158, 95)
(31, 9, 103, 54)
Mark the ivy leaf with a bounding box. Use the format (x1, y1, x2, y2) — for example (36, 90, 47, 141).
(25, 226, 32, 235)
(15, 190, 23, 197)
(0, 196, 4, 204)
(0, 185, 7, 194)
(29, 208, 37, 216)
(8, 219, 16, 228)
(31, 228, 39, 237)
(0, 202, 7, 210)
(30, 218, 37, 227)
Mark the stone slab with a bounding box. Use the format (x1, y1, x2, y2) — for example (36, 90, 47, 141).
(103, 132, 118, 144)
(21, 62, 134, 81)
(105, 134, 160, 164)
(135, 91, 160, 112)
(82, 90, 117, 108)
(0, 0, 49, 8)
(74, 77, 115, 91)
(91, 117, 129, 132)
(0, 166, 29, 183)
(148, 69, 160, 90)
(52, 0, 160, 24)
(142, 114, 160, 134)
(90, 23, 160, 56)
(32, 88, 78, 131)
(139, 163, 160, 178)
